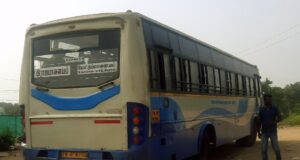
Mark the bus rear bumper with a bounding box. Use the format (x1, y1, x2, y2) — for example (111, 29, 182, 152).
(22, 148, 140, 160)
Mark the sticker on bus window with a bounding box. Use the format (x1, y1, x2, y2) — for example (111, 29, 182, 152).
(64, 57, 84, 63)
(34, 66, 71, 78)
(151, 109, 160, 123)
(77, 61, 118, 75)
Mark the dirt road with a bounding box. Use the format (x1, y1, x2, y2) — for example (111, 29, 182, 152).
(209, 126, 300, 160)
(1, 126, 300, 160)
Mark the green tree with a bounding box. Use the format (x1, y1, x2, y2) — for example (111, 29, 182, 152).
(261, 78, 300, 118)
(0, 102, 20, 115)
(261, 78, 273, 94)
(284, 82, 300, 114)
(271, 87, 287, 117)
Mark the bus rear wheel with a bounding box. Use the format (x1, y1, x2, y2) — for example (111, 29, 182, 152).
(198, 130, 210, 160)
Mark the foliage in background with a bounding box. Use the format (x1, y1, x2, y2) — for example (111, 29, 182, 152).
(281, 114, 300, 126)
(262, 79, 300, 124)
(0, 115, 23, 138)
(0, 102, 19, 115)
(0, 128, 15, 151)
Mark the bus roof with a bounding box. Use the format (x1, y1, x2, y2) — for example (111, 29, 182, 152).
(136, 13, 257, 69)
(28, 11, 259, 76)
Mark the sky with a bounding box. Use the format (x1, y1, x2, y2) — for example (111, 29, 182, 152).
(0, 0, 299, 102)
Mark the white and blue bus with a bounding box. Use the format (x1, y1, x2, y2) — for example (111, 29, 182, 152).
(20, 11, 262, 160)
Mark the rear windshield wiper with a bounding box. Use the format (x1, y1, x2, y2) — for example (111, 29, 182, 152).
(56, 48, 98, 53)
(35, 86, 49, 92)
(98, 82, 115, 91)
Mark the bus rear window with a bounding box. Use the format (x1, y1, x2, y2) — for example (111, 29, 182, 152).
(32, 29, 120, 88)
(50, 35, 99, 51)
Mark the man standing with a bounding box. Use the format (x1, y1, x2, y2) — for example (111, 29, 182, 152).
(257, 94, 282, 160)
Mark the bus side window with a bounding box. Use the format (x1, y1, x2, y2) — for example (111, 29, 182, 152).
(148, 50, 159, 89)
(257, 78, 262, 105)
(186, 60, 191, 92)
(199, 64, 208, 93)
(174, 57, 181, 91)
(148, 49, 173, 91)
(190, 61, 199, 92)
(156, 52, 166, 90)
(253, 78, 257, 96)
(225, 71, 232, 95)
(214, 68, 221, 94)
(169, 56, 177, 91)
(207, 66, 214, 94)
(162, 53, 172, 91)
(181, 59, 191, 92)
(179, 58, 186, 91)
(249, 77, 253, 96)
(237, 74, 242, 96)
(231, 72, 236, 95)
(220, 70, 226, 95)
(242, 76, 248, 96)
(246, 77, 250, 96)
(257, 78, 261, 96)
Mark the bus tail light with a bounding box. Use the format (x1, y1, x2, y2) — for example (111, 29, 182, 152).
(132, 136, 140, 145)
(132, 126, 140, 135)
(127, 102, 149, 148)
(132, 117, 140, 125)
(132, 107, 141, 115)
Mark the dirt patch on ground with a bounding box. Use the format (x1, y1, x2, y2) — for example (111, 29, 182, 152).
(209, 126, 300, 160)
(1, 126, 300, 160)
(0, 150, 22, 160)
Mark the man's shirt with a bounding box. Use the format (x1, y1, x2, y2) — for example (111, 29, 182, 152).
(259, 105, 280, 136)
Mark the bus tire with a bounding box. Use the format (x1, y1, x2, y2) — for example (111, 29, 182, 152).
(198, 130, 210, 160)
(236, 120, 257, 146)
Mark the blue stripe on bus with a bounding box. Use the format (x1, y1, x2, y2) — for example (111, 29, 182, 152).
(201, 108, 233, 116)
(151, 97, 186, 135)
(238, 99, 248, 113)
(31, 85, 120, 110)
(150, 97, 185, 122)
(151, 96, 249, 122)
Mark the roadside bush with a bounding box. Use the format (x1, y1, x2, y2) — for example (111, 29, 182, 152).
(0, 129, 15, 151)
(281, 113, 300, 126)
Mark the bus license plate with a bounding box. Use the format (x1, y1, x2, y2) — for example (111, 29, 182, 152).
(61, 151, 88, 159)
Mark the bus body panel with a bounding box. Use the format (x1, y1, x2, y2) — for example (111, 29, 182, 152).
(149, 93, 255, 158)
(30, 117, 123, 149)
(20, 12, 261, 160)
(21, 13, 154, 159)
(21, 15, 133, 151)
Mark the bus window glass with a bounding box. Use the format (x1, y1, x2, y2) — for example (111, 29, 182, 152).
(184, 60, 191, 92)
(242, 76, 248, 96)
(207, 66, 214, 93)
(149, 50, 159, 89)
(190, 61, 199, 92)
(225, 71, 232, 95)
(156, 53, 166, 90)
(220, 70, 226, 94)
(253, 78, 257, 96)
(50, 35, 99, 51)
(169, 56, 176, 90)
(238, 75, 243, 95)
(257, 78, 262, 103)
(231, 72, 236, 95)
(214, 68, 221, 94)
(246, 77, 250, 96)
(174, 57, 181, 91)
(199, 64, 208, 93)
(33, 29, 120, 88)
(163, 54, 172, 90)
(249, 77, 253, 96)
